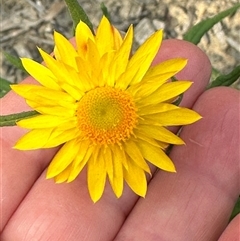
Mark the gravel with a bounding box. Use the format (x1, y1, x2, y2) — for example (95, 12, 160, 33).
(1, 0, 239, 87)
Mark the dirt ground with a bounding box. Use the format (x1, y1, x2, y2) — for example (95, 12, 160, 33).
(1, 0, 239, 87)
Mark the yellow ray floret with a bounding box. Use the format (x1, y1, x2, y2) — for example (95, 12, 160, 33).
(12, 16, 202, 202)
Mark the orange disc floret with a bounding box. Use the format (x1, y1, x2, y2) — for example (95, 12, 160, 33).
(77, 87, 138, 145)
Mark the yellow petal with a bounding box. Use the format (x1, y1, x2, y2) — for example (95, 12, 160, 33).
(14, 125, 79, 150)
(137, 139, 176, 172)
(138, 103, 179, 116)
(112, 25, 123, 50)
(53, 31, 78, 70)
(102, 146, 124, 198)
(109, 146, 124, 198)
(108, 25, 133, 86)
(129, 29, 163, 85)
(11, 84, 75, 105)
(87, 151, 107, 203)
(137, 124, 184, 145)
(64, 64, 91, 92)
(47, 139, 79, 178)
(58, 81, 83, 100)
(128, 59, 188, 98)
(143, 108, 202, 126)
(134, 128, 163, 148)
(38, 48, 74, 86)
(123, 140, 150, 174)
(95, 16, 121, 56)
(43, 128, 79, 148)
(17, 115, 74, 129)
(54, 164, 73, 183)
(144, 58, 187, 81)
(123, 157, 147, 197)
(137, 81, 193, 107)
(111, 144, 128, 171)
(76, 56, 96, 89)
(127, 77, 168, 99)
(67, 141, 93, 182)
(14, 128, 53, 150)
(115, 54, 147, 89)
(98, 51, 116, 86)
(26, 101, 76, 117)
(104, 147, 114, 182)
(76, 20, 95, 57)
(38, 49, 84, 100)
(21, 58, 60, 90)
(85, 38, 101, 83)
(116, 30, 163, 90)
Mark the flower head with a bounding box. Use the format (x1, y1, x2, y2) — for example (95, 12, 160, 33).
(12, 16, 201, 202)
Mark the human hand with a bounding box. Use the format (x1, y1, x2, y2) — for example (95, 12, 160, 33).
(1, 39, 239, 241)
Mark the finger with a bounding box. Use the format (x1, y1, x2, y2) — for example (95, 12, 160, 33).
(0, 39, 79, 228)
(218, 215, 240, 241)
(2, 40, 211, 240)
(1, 76, 60, 231)
(114, 87, 240, 241)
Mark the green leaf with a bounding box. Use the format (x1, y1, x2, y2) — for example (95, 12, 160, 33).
(229, 196, 240, 222)
(100, 2, 111, 22)
(4, 52, 27, 73)
(64, 0, 94, 34)
(0, 111, 39, 127)
(210, 67, 221, 82)
(207, 65, 240, 89)
(183, 4, 240, 45)
(0, 77, 12, 98)
(0, 77, 12, 92)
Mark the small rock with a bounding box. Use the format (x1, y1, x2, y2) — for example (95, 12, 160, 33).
(134, 18, 155, 45)
(226, 37, 240, 53)
(152, 19, 166, 30)
(13, 42, 32, 58)
(119, 1, 142, 21)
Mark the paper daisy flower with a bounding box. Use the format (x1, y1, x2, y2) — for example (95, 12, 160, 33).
(12, 16, 201, 202)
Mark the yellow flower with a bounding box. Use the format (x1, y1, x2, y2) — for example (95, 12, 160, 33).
(11, 16, 201, 202)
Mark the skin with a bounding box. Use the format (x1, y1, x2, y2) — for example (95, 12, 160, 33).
(1, 39, 239, 241)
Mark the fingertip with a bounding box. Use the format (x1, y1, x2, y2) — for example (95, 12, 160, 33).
(194, 86, 240, 116)
(218, 214, 240, 241)
(153, 39, 211, 75)
(160, 39, 212, 82)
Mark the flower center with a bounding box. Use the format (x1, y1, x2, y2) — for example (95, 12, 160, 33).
(77, 87, 138, 145)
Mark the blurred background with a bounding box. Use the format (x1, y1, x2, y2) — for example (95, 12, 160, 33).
(1, 0, 239, 85)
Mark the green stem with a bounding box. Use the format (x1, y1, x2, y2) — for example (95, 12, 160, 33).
(0, 111, 39, 127)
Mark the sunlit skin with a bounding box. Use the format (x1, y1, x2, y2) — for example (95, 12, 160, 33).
(1, 39, 239, 240)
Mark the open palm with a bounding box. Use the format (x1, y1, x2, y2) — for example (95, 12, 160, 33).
(1, 39, 239, 241)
